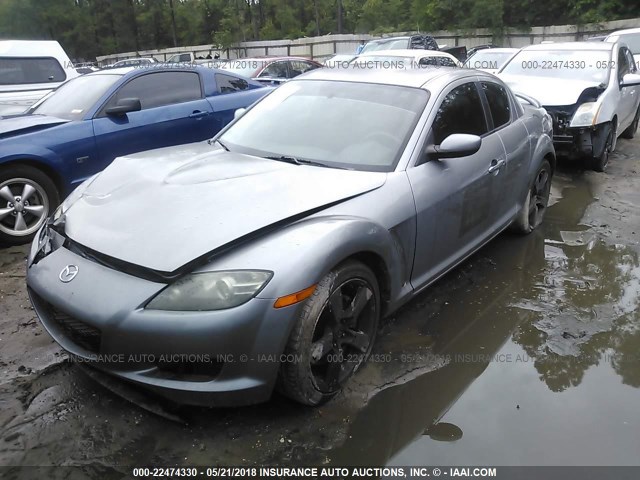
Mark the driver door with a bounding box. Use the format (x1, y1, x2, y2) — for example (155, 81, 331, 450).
(407, 81, 508, 289)
(91, 71, 214, 172)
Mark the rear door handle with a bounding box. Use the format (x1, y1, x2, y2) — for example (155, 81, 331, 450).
(487, 159, 506, 174)
(189, 110, 209, 119)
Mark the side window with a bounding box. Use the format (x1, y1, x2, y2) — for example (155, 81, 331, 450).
(481, 82, 511, 129)
(439, 57, 458, 68)
(289, 61, 317, 78)
(259, 61, 288, 78)
(432, 82, 488, 144)
(179, 53, 192, 63)
(103, 72, 202, 112)
(215, 73, 249, 94)
(618, 48, 630, 81)
(624, 48, 637, 73)
(419, 56, 438, 67)
(0, 57, 66, 85)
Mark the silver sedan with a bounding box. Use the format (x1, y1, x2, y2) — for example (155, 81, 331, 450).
(26, 68, 555, 406)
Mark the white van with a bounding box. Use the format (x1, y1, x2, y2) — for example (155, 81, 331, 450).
(0, 40, 79, 116)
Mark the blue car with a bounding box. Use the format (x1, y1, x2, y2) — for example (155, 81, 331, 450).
(0, 65, 270, 244)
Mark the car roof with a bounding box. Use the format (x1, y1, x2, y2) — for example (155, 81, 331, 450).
(471, 48, 520, 54)
(296, 67, 486, 89)
(522, 41, 614, 51)
(367, 36, 410, 42)
(114, 57, 155, 63)
(0, 40, 69, 57)
(231, 56, 315, 62)
(358, 49, 454, 59)
(606, 27, 640, 36)
(90, 67, 135, 76)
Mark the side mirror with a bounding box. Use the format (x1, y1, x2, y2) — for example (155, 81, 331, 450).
(233, 108, 246, 120)
(424, 133, 482, 162)
(105, 98, 142, 116)
(621, 73, 640, 88)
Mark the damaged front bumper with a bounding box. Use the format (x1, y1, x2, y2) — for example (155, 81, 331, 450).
(547, 109, 612, 160)
(26, 225, 299, 407)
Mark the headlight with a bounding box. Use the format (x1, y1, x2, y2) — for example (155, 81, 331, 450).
(146, 270, 273, 311)
(53, 174, 100, 221)
(569, 102, 601, 127)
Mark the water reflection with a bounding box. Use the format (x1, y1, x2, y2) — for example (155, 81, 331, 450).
(327, 169, 640, 466)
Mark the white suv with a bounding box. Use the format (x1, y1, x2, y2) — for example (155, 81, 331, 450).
(0, 40, 79, 116)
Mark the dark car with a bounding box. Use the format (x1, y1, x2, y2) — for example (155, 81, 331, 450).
(221, 56, 322, 85)
(0, 65, 270, 244)
(360, 34, 467, 62)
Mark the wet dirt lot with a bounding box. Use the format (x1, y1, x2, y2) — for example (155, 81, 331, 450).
(1, 136, 639, 477)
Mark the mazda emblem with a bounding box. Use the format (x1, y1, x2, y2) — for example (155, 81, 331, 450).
(59, 265, 79, 283)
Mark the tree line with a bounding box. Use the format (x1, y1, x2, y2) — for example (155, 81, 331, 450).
(0, 0, 638, 61)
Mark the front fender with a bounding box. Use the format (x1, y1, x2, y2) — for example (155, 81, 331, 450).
(0, 144, 64, 187)
(196, 215, 407, 307)
(0, 143, 61, 166)
(526, 130, 555, 186)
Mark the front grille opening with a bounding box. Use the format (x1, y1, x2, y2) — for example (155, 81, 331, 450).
(47, 304, 102, 353)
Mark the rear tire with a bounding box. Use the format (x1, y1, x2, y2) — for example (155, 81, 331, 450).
(0, 165, 59, 245)
(510, 160, 552, 235)
(277, 260, 380, 406)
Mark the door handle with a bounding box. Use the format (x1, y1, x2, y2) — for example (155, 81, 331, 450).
(189, 110, 209, 119)
(487, 159, 506, 174)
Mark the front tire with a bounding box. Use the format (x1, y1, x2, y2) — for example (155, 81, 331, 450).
(510, 159, 552, 235)
(0, 165, 59, 245)
(621, 106, 640, 139)
(592, 128, 613, 172)
(277, 260, 380, 406)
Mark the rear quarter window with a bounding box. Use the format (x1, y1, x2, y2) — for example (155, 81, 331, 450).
(0, 57, 67, 85)
(215, 73, 250, 94)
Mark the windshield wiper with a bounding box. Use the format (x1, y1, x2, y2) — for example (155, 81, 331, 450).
(263, 155, 344, 169)
(209, 138, 230, 151)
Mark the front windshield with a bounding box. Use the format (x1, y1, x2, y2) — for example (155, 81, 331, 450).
(219, 79, 429, 171)
(360, 38, 409, 54)
(32, 74, 122, 120)
(613, 34, 640, 55)
(465, 51, 516, 70)
(501, 49, 611, 84)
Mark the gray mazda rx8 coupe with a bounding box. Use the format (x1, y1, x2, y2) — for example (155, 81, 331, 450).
(26, 67, 555, 406)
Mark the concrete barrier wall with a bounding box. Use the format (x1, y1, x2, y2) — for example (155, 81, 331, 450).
(96, 17, 640, 65)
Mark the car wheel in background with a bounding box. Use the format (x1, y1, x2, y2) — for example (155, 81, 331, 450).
(621, 106, 640, 139)
(0, 165, 59, 245)
(510, 159, 552, 235)
(278, 260, 380, 406)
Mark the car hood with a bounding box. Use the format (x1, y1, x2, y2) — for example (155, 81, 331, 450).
(0, 88, 54, 116)
(0, 114, 70, 137)
(499, 74, 604, 106)
(63, 142, 387, 273)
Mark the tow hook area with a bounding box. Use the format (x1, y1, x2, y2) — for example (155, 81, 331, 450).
(553, 121, 612, 162)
